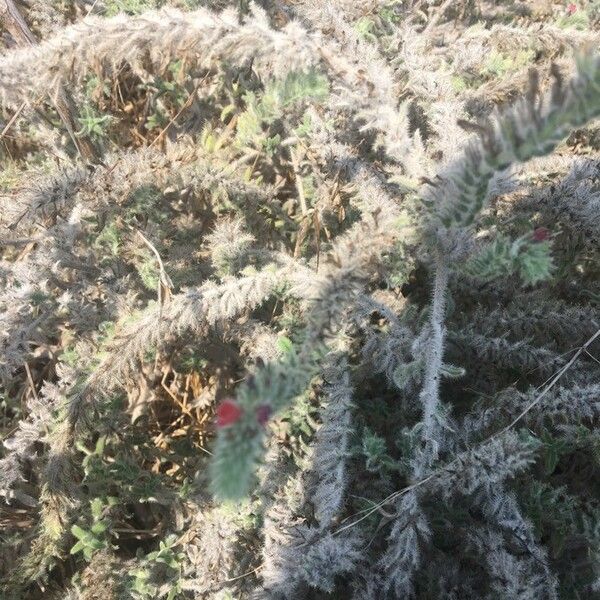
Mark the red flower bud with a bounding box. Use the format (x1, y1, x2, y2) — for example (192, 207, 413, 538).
(256, 404, 272, 427)
(532, 227, 550, 243)
(567, 3, 577, 15)
(216, 399, 242, 428)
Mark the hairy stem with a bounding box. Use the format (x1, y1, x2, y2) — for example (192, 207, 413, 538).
(416, 249, 449, 473)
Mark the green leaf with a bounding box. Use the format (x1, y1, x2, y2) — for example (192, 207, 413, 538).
(276, 336, 293, 354)
(465, 233, 554, 286)
(516, 241, 555, 285)
(88, 537, 106, 550)
(439, 363, 466, 379)
(91, 521, 108, 536)
(541, 431, 570, 475)
(361, 427, 395, 472)
(70, 540, 85, 555)
(90, 497, 104, 519)
(71, 524, 89, 540)
(392, 360, 423, 390)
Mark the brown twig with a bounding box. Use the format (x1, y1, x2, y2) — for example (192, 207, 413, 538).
(290, 145, 308, 216)
(0, 100, 26, 140)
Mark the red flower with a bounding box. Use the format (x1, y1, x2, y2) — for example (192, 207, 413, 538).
(567, 3, 577, 14)
(256, 404, 272, 427)
(216, 399, 242, 428)
(532, 227, 550, 243)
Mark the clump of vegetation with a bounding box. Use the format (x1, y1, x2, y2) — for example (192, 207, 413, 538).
(1, 1, 600, 598)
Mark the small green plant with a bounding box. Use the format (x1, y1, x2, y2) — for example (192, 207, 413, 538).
(136, 250, 161, 290)
(482, 48, 536, 79)
(355, 17, 378, 43)
(143, 61, 190, 132)
(70, 498, 115, 561)
(129, 535, 185, 600)
(94, 221, 121, 256)
(77, 105, 113, 141)
(105, 0, 162, 16)
(361, 427, 396, 473)
(540, 430, 571, 476)
(58, 346, 80, 367)
(465, 230, 555, 285)
(235, 69, 329, 147)
(84, 75, 111, 102)
(125, 185, 165, 223)
(0, 161, 21, 191)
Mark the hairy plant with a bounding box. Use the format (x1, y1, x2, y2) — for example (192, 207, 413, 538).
(1, 2, 600, 599)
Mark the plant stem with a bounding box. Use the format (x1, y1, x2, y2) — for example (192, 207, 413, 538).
(416, 248, 449, 472)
